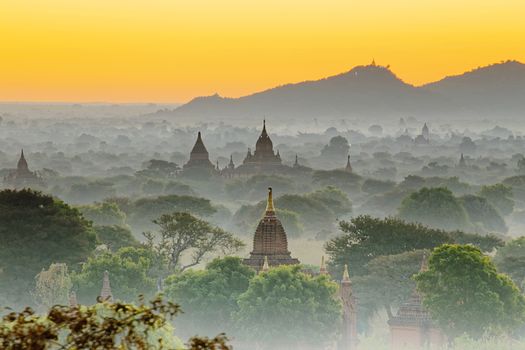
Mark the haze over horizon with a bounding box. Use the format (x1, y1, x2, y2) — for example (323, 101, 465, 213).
(1, 0, 525, 103)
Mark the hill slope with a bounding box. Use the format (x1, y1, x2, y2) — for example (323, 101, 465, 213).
(170, 61, 525, 120)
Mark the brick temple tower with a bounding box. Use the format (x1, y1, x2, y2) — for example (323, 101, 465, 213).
(388, 256, 445, 350)
(243, 187, 300, 272)
(345, 155, 353, 173)
(339, 264, 358, 350)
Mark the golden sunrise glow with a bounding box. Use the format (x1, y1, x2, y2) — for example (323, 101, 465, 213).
(1, 0, 524, 103)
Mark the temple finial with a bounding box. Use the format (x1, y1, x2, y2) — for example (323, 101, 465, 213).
(265, 187, 275, 214)
(342, 264, 351, 283)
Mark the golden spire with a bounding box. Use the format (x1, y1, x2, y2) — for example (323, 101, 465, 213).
(262, 256, 270, 272)
(265, 187, 275, 214)
(319, 256, 328, 275)
(342, 264, 351, 283)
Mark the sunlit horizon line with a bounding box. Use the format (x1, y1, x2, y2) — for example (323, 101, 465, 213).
(0, 59, 521, 105)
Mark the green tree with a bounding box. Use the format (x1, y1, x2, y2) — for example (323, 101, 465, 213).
(398, 187, 470, 231)
(320, 136, 350, 157)
(312, 170, 362, 193)
(144, 212, 244, 272)
(164, 181, 196, 196)
(164, 257, 255, 336)
(459, 194, 507, 233)
(31, 263, 72, 312)
(478, 184, 515, 217)
(306, 186, 352, 217)
(494, 237, 525, 288)
(136, 159, 180, 178)
(94, 225, 140, 252)
(325, 215, 504, 277)
(352, 250, 427, 320)
(361, 178, 396, 195)
(0, 296, 230, 350)
(127, 195, 217, 232)
(73, 247, 157, 304)
(415, 244, 525, 341)
(326, 216, 453, 276)
(235, 265, 341, 350)
(0, 189, 97, 306)
(78, 202, 127, 227)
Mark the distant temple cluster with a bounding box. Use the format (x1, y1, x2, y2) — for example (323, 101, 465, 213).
(3, 150, 45, 188)
(182, 120, 353, 177)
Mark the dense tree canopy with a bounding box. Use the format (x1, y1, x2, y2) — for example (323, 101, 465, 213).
(398, 187, 470, 231)
(73, 247, 157, 304)
(164, 257, 255, 337)
(478, 183, 515, 217)
(121, 195, 217, 232)
(93, 225, 139, 252)
(144, 212, 244, 273)
(494, 237, 525, 288)
(312, 170, 362, 193)
(325, 215, 504, 277)
(352, 250, 427, 320)
(0, 189, 97, 306)
(0, 296, 230, 350)
(416, 244, 525, 340)
(459, 194, 507, 233)
(320, 136, 350, 157)
(361, 178, 396, 195)
(78, 202, 127, 227)
(235, 265, 341, 350)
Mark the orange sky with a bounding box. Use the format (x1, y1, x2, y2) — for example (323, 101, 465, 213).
(1, 0, 524, 103)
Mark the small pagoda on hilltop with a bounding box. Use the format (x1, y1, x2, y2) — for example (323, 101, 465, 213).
(3, 150, 45, 189)
(243, 187, 300, 271)
(182, 132, 217, 175)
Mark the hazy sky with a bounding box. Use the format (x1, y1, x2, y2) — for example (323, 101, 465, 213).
(1, 0, 524, 103)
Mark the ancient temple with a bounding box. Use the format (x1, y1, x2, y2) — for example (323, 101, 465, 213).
(388, 256, 445, 350)
(345, 155, 353, 173)
(99, 270, 113, 302)
(422, 123, 429, 140)
(235, 121, 289, 175)
(221, 155, 237, 178)
(243, 187, 300, 271)
(415, 123, 430, 145)
(339, 264, 358, 350)
(458, 153, 466, 168)
(3, 150, 44, 188)
(182, 132, 217, 174)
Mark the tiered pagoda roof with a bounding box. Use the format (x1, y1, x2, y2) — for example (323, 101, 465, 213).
(243, 187, 299, 271)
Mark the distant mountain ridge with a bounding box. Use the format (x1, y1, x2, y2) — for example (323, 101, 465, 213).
(170, 61, 525, 120)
